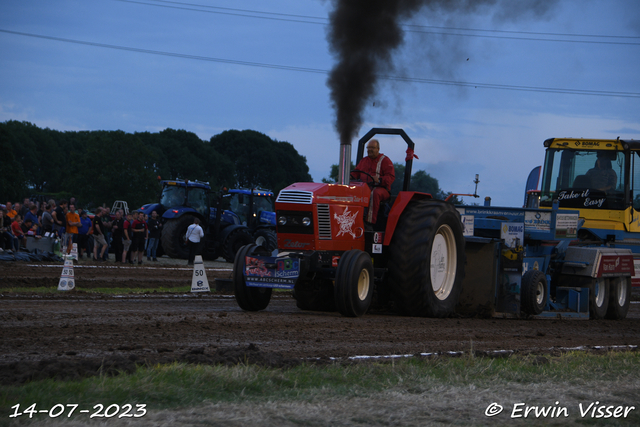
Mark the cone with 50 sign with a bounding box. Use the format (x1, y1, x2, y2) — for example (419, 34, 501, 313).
(58, 259, 75, 291)
(191, 255, 210, 292)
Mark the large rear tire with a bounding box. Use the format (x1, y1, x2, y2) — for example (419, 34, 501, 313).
(160, 215, 193, 259)
(223, 227, 254, 263)
(589, 277, 609, 319)
(605, 276, 631, 319)
(233, 244, 272, 311)
(388, 199, 465, 317)
(521, 270, 547, 315)
(334, 250, 374, 317)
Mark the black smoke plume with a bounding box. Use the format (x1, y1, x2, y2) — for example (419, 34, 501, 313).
(326, 0, 557, 146)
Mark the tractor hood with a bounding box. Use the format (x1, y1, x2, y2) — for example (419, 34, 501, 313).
(276, 182, 371, 207)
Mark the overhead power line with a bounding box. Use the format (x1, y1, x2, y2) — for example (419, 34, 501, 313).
(115, 0, 640, 46)
(2, 28, 639, 98)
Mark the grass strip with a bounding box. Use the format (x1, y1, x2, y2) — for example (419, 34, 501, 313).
(1, 351, 638, 426)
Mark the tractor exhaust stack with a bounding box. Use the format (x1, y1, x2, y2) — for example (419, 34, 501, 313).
(338, 143, 352, 185)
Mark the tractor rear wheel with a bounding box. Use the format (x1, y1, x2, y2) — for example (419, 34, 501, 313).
(589, 277, 610, 319)
(388, 199, 465, 317)
(233, 244, 272, 311)
(223, 227, 254, 263)
(605, 276, 631, 319)
(253, 228, 277, 253)
(334, 249, 374, 317)
(521, 270, 547, 315)
(161, 215, 193, 259)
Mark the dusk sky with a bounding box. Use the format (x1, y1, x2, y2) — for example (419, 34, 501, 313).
(2, 0, 639, 206)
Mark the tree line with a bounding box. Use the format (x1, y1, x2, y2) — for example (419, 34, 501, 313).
(0, 121, 312, 209)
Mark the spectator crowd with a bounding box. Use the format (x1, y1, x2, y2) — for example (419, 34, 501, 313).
(1, 198, 162, 264)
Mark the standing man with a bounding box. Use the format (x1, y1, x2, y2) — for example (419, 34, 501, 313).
(101, 207, 113, 261)
(24, 203, 41, 234)
(77, 210, 92, 259)
(41, 203, 54, 235)
(0, 210, 17, 250)
(186, 217, 204, 266)
(131, 211, 148, 265)
(111, 209, 125, 263)
(52, 199, 67, 241)
(92, 208, 108, 261)
(146, 210, 161, 261)
(122, 211, 133, 264)
(65, 204, 81, 254)
(353, 139, 395, 227)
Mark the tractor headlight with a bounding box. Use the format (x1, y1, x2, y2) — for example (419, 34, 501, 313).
(302, 217, 311, 226)
(278, 216, 287, 226)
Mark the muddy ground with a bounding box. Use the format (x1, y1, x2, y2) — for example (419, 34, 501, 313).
(1, 257, 640, 385)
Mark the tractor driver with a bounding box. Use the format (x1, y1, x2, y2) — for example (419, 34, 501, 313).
(586, 157, 617, 192)
(352, 139, 395, 227)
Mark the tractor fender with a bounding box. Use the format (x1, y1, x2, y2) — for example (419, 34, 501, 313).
(162, 207, 201, 221)
(259, 210, 276, 226)
(383, 191, 433, 246)
(139, 203, 163, 216)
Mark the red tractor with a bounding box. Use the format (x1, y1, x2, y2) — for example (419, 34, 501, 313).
(233, 128, 466, 317)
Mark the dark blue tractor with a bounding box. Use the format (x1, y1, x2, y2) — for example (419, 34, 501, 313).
(139, 180, 276, 262)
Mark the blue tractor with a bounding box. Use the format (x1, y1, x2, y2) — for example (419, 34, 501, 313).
(140, 180, 277, 262)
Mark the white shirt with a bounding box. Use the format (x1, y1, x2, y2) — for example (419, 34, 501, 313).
(186, 223, 204, 243)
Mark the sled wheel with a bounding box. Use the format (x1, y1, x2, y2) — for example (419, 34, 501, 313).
(233, 244, 272, 311)
(605, 276, 631, 319)
(521, 270, 547, 315)
(334, 250, 374, 317)
(589, 277, 609, 319)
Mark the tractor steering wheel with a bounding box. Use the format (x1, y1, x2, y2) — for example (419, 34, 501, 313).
(349, 169, 377, 188)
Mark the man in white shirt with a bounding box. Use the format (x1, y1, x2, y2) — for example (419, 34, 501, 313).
(186, 217, 205, 265)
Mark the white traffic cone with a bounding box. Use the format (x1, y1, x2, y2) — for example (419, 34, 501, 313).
(190, 255, 210, 292)
(58, 259, 76, 291)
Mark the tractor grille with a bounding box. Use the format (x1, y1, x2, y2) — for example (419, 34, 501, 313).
(277, 190, 313, 204)
(317, 204, 332, 239)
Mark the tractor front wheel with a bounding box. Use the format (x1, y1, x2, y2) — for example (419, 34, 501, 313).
(334, 250, 374, 317)
(233, 244, 272, 311)
(160, 215, 193, 259)
(223, 227, 254, 263)
(253, 228, 277, 253)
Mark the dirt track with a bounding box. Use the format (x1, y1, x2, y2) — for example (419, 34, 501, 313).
(1, 258, 640, 385)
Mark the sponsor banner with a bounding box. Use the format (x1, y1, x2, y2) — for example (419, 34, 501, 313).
(524, 211, 551, 232)
(461, 215, 474, 237)
(634, 258, 640, 287)
(501, 223, 524, 249)
(244, 255, 299, 289)
(555, 213, 578, 239)
(597, 255, 634, 277)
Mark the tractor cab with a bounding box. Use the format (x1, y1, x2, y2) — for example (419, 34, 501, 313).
(226, 188, 276, 228)
(539, 138, 640, 241)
